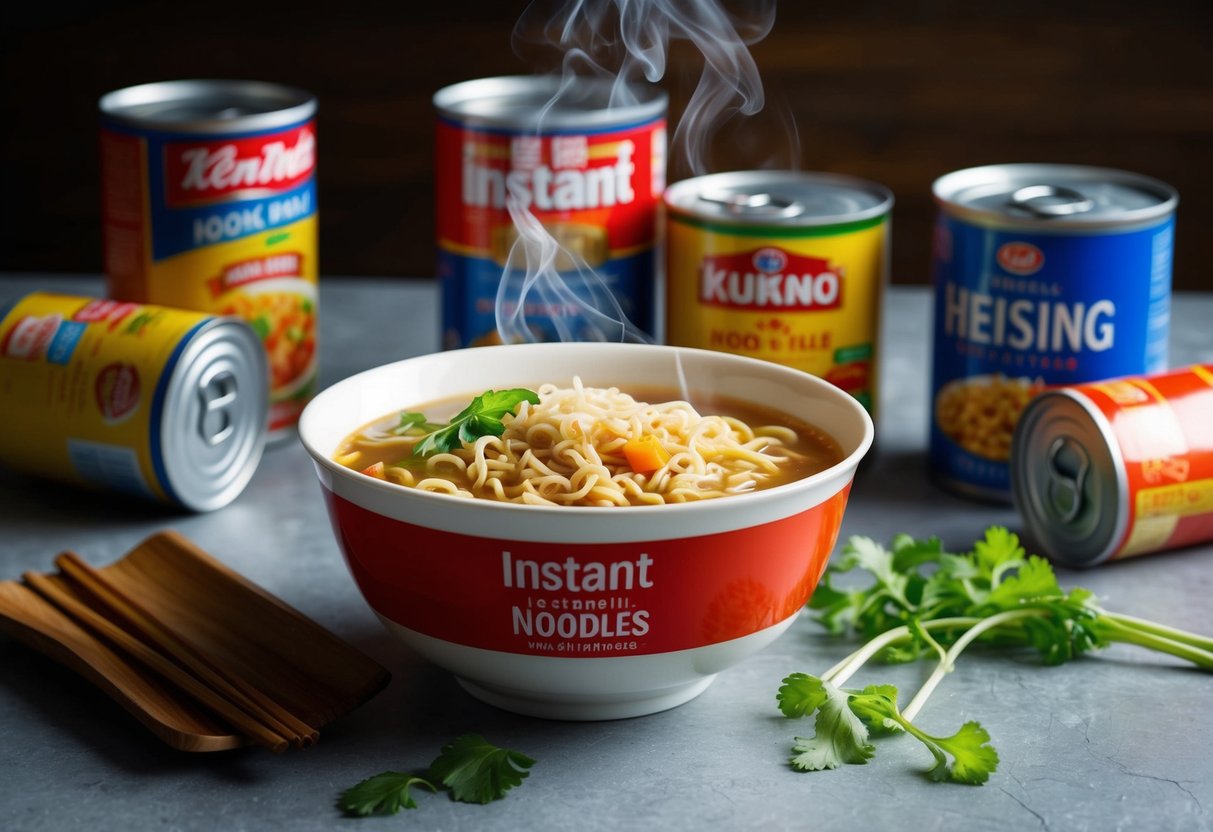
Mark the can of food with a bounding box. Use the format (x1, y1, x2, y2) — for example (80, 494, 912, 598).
(0, 293, 267, 511)
(930, 164, 1177, 501)
(1011, 365, 1213, 566)
(99, 80, 318, 441)
(664, 171, 892, 414)
(434, 76, 666, 348)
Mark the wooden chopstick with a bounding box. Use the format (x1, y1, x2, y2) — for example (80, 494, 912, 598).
(22, 571, 290, 753)
(54, 551, 319, 748)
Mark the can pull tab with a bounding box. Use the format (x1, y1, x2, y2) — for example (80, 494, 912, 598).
(198, 369, 237, 447)
(699, 190, 804, 219)
(1045, 435, 1090, 524)
(1010, 185, 1095, 218)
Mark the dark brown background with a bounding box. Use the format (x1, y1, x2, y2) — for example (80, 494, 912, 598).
(3, 1, 1210, 288)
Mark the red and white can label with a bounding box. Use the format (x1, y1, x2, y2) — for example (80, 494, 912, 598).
(435, 112, 665, 347)
(1081, 365, 1213, 559)
(326, 487, 849, 657)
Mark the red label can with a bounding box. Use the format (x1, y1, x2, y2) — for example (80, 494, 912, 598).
(1011, 365, 1213, 565)
(434, 76, 666, 348)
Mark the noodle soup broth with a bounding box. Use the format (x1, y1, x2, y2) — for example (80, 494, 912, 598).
(332, 384, 843, 507)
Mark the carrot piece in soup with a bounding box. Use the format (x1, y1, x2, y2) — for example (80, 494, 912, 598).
(361, 461, 387, 479)
(623, 435, 671, 474)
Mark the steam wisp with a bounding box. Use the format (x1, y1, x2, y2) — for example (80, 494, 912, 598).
(495, 0, 788, 345)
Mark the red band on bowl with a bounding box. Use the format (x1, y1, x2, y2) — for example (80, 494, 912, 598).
(325, 484, 850, 658)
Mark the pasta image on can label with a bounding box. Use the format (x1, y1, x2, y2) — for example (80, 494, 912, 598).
(99, 80, 318, 440)
(434, 76, 667, 348)
(930, 164, 1177, 501)
(664, 171, 892, 414)
(1011, 365, 1213, 566)
(0, 293, 267, 511)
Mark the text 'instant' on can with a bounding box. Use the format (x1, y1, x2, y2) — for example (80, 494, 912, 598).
(100, 80, 318, 441)
(1012, 365, 1213, 566)
(665, 171, 892, 415)
(435, 76, 666, 348)
(930, 164, 1177, 502)
(0, 293, 267, 511)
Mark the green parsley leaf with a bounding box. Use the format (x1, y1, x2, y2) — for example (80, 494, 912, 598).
(788, 678, 874, 771)
(777, 672, 829, 718)
(393, 411, 443, 436)
(413, 389, 539, 457)
(916, 720, 1000, 785)
(338, 771, 437, 816)
(983, 555, 1061, 611)
(428, 733, 535, 804)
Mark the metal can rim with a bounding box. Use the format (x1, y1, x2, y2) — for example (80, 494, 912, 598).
(99, 79, 317, 134)
(1011, 388, 1129, 567)
(933, 163, 1178, 231)
(157, 317, 268, 512)
(664, 170, 894, 229)
(433, 75, 667, 131)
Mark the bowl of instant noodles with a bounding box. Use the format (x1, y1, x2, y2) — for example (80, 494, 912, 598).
(299, 343, 873, 720)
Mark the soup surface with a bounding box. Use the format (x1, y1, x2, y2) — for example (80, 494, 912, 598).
(333, 380, 843, 507)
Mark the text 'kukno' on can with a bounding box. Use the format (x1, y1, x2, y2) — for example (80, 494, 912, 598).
(0, 293, 267, 511)
(929, 163, 1178, 502)
(1012, 365, 1213, 567)
(434, 75, 667, 348)
(664, 171, 892, 415)
(99, 80, 318, 441)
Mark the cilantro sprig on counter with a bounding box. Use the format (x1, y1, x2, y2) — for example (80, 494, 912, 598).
(411, 389, 539, 457)
(339, 772, 436, 815)
(338, 734, 535, 817)
(780, 527, 1213, 785)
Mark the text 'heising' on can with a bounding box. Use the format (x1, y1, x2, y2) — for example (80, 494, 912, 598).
(929, 164, 1178, 502)
(1012, 365, 1213, 567)
(664, 171, 892, 415)
(0, 293, 267, 511)
(434, 75, 666, 348)
(99, 80, 318, 441)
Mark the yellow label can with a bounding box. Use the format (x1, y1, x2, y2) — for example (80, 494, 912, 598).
(665, 171, 892, 414)
(99, 80, 318, 440)
(0, 293, 267, 511)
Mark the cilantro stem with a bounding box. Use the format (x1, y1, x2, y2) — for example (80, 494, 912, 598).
(1095, 618, 1213, 670)
(824, 617, 983, 687)
(902, 609, 1050, 722)
(1098, 611, 1213, 654)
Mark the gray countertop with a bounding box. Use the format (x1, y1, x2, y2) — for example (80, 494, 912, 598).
(2, 274, 1212, 832)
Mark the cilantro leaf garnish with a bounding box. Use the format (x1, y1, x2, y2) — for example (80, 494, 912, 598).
(338, 734, 535, 818)
(428, 733, 535, 804)
(781, 674, 997, 785)
(783, 526, 1213, 786)
(788, 678, 874, 771)
(393, 411, 443, 436)
(412, 389, 539, 457)
(338, 771, 437, 816)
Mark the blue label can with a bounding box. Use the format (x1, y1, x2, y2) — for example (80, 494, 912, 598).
(929, 164, 1178, 501)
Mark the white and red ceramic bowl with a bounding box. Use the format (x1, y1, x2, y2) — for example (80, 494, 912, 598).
(299, 343, 873, 720)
